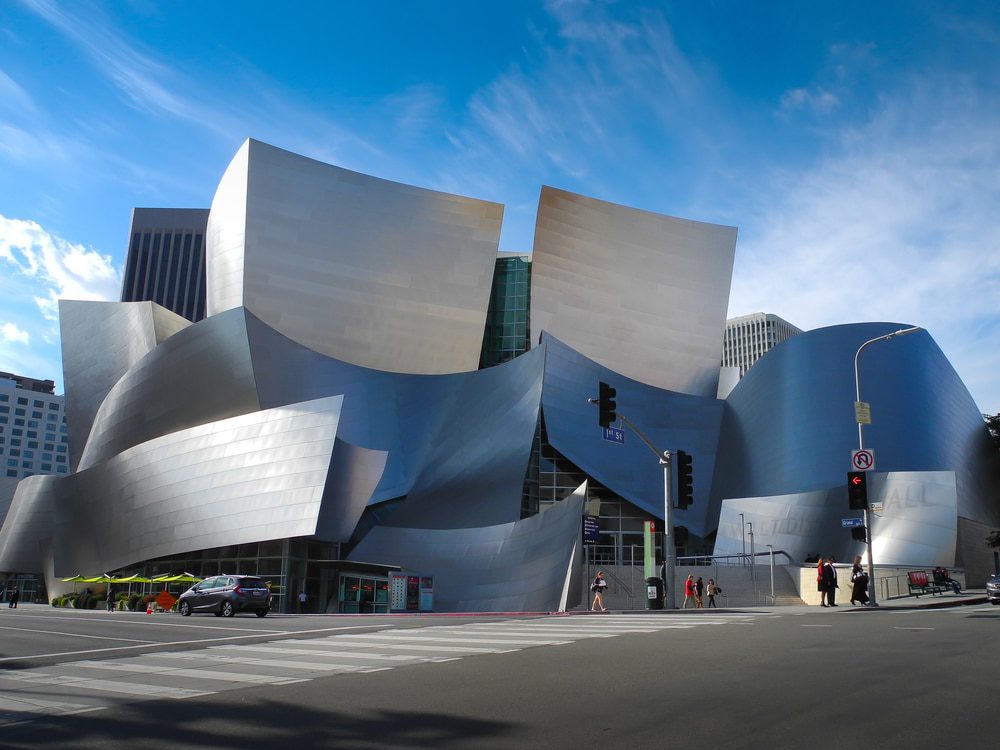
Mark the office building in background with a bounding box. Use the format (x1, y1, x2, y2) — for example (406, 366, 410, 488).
(121, 207, 209, 322)
(722, 312, 803, 378)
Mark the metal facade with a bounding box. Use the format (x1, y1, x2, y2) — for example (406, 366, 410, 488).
(206, 139, 503, 375)
(60, 300, 190, 470)
(710, 322, 1000, 567)
(530, 186, 737, 396)
(2, 137, 997, 609)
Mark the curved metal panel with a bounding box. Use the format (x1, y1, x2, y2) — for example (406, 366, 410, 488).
(204, 139, 248, 315)
(540, 333, 724, 537)
(348, 493, 584, 612)
(247, 311, 542, 515)
(530, 186, 737, 396)
(55, 396, 345, 575)
(0, 475, 59, 574)
(206, 138, 503, 375)
(60, 300, 190, 471)
(711, 323, 1000, 529)
(78, 308, 260, 470)
(714, 471, 959, 567)
(314, 438, 389, 542)
(383, 345, 544, 528)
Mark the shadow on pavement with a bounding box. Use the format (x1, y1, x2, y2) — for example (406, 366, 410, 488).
(1, 694, 514, 749)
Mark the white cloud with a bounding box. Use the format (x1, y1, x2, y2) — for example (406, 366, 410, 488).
(0, 322, 29, 345)
(0, 214, 121, 322)
(730, 79, 1000, 413)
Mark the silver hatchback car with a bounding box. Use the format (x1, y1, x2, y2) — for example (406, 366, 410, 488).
(178, 575, 271, 617)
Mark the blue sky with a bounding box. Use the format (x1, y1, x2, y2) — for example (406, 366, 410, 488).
(1, 0, 998, 414)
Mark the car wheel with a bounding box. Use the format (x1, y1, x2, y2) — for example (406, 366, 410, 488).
(178, 601, 192, 617)
(255, 609, 268, 618)
(992, 600, 999, 605)
(221, 601, 235, 617)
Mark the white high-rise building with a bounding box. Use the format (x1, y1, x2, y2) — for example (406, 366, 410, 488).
(722, 313, 803, 378)
(0, 373, 69, 483)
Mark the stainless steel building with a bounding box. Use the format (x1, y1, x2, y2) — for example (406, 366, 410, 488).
(1, 137, 997, 611)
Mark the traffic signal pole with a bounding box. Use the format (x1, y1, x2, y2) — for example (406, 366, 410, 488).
(617, 414, 677, 610)
(590, 384, 681, 609)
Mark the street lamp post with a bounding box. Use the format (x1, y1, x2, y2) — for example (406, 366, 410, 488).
(739, 512, 746, 566)
(854, 326, 921, 608)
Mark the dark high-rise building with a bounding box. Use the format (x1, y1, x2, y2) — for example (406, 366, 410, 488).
(121, 208, 209, 322)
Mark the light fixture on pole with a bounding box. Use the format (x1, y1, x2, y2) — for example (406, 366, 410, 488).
(853, 326, 922, 608)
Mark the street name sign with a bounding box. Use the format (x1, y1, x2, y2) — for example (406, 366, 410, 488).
(602, 426, 625, 444)
(841, 517, 864, 528)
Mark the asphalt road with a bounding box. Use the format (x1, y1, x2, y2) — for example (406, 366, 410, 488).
(0, 603, 995, 749)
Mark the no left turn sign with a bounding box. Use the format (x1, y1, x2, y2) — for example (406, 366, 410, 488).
(851, 449, 875, 472)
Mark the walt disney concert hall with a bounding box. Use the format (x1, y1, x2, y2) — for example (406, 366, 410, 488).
(0, 139, 997, 612)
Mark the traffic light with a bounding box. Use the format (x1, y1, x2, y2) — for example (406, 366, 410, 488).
(675, 450, 694, 509)
(851, 526, 867, 542)
(848, 471, 868, 510)
(598, 381, 617, 428)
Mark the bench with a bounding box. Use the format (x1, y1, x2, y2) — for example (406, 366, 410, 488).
(907, 571, 946, 597)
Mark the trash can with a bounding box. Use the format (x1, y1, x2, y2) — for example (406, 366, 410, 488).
(645, 576, 664, 610)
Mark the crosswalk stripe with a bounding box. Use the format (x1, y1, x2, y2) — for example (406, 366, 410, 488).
(0, 694, 96, 714)
(0, 671, 211, 699)
(209, 644, 425, 661)
(143, 651, 368, 672)
(287, 639, 507, 653)
(68, 660, 306, 685)
(323, 632, 566, 646)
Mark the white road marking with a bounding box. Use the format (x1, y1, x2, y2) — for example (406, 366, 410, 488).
(0, 694, 96, 714)
(0, 671, 211, 699)
(0, 624, 158, 643)
(800, 624, 833, 628)
(143, 651, 367, 672)
(0, 623, 397, 663)
(0, 612, 281, 634)
(69, 661, 306, 685)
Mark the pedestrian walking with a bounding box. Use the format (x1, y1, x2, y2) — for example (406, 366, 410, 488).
(695, 576, 705, 608)
(850, 555, 869, 606)
(107, 586, 116, 612)
(706, 578, 720, 608)
(8, 588, 19, 608)
(298, 589, 308, 613)
(591, 571, 608, 611)
(682, 574, 695, 608)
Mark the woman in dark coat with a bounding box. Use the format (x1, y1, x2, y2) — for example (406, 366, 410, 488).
(850, 555, 869, 606)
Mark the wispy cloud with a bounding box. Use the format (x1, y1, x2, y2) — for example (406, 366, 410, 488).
(0, 68, 38, 116)
(730, 77, 1000, 411)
